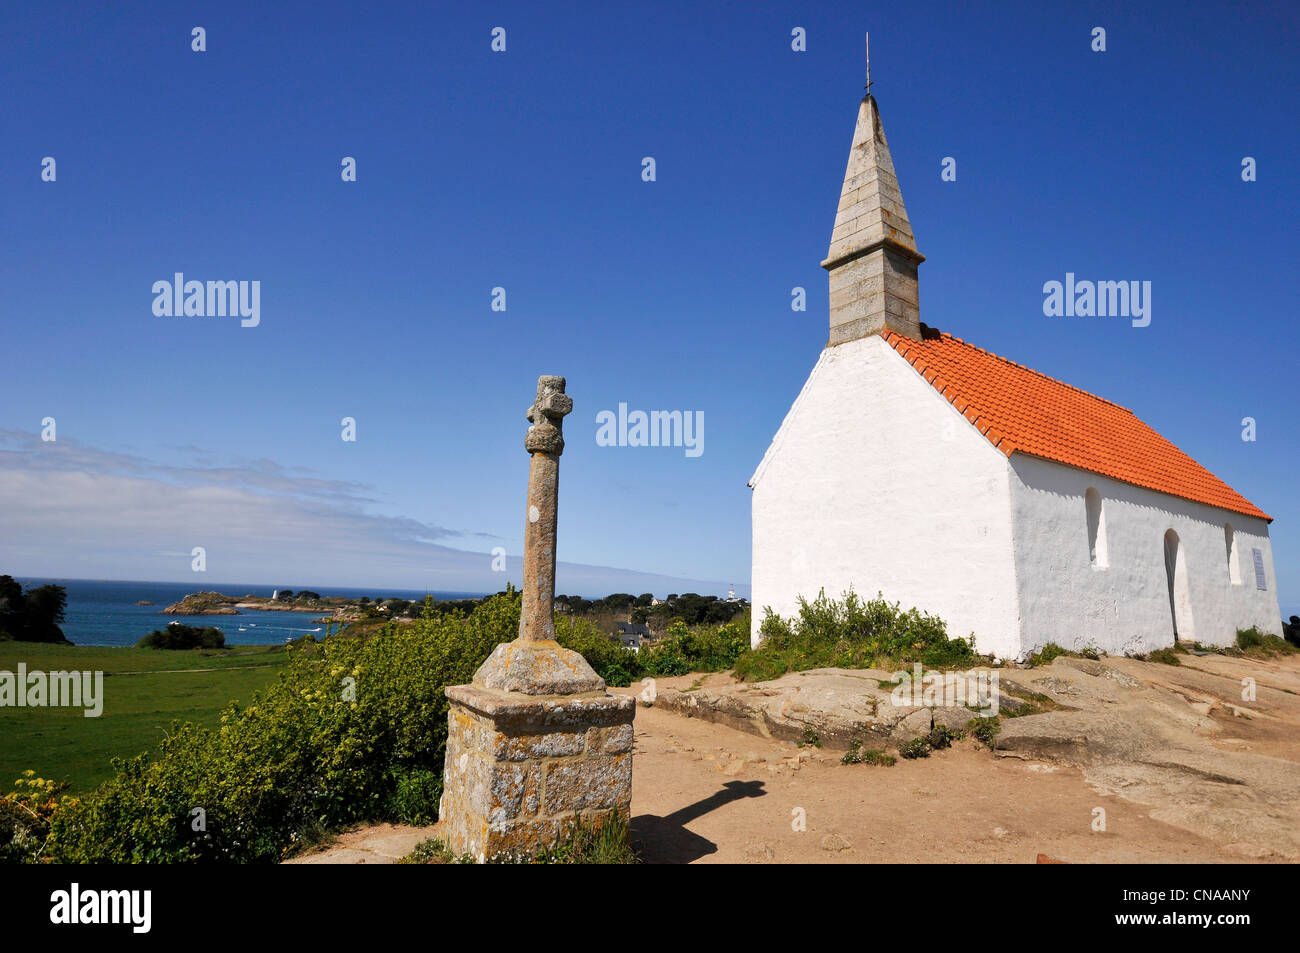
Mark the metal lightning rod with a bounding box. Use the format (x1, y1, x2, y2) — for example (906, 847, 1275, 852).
(865, 32, 874, 96)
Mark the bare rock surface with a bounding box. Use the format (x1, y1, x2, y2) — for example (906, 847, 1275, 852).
(647, 653, 1300, 860)
(652, 667, 999, 748)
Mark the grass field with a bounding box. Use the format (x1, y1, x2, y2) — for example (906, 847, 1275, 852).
(0, 642, 290, 793)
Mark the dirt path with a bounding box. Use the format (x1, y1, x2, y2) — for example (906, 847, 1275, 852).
(291, 708, 1246, 864)
(285, 823, 438, 864)
(620, 699, 1255, 863)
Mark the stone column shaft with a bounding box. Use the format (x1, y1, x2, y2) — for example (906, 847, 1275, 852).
(519, 450, 559, 641)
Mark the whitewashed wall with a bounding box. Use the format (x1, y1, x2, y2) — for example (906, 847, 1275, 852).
(749, 335, 1022, 658)
(1009, 455, 1281, 656)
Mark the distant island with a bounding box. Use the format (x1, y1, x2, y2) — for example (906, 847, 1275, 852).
(155, 588, 751, 638)
(159, 589, 413, 623)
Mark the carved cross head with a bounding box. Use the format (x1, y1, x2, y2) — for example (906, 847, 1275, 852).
(525, 375, 573, 455)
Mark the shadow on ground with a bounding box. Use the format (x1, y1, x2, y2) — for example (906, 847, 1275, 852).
(631, 779, 766, 863)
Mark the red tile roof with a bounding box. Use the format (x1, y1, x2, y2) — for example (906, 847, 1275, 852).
(882, 326, 1271, 521)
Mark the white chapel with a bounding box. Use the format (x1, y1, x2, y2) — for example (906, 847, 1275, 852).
(749, 89, 1282, 660)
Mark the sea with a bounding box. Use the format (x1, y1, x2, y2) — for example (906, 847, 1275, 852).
(13, 579, 488, 648)
(12, 578, 1295, 648)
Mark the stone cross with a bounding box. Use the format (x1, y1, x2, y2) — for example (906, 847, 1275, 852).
(470, 375, 600, 695)
(518, 375, 572, 642)
(438, 374, 635, 861)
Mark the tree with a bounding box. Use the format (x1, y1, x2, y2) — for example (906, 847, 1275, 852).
(561, 595, 591, 615)
(137, 624, 225, 650)
(603, 593, 635, 612)
(25, 584, 67, 625)
(672, 593, 712, 625)
(0, 577, 69, 644)
(0, 575, 24, 637)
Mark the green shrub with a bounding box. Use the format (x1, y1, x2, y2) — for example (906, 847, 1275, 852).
(638, 617, 748, 677)
(1147, 647, 1182, 666)
(1234, 627, 1295, 656)
(733, 590, 976, 682)
(136, 623, 226, 650)
(400, 837, 466, 864)
(49, 592, 524, 863)
(898, 737, 931, 759)
(1026, 643, 1070, 667)
(37, 590, 751, 864)
(841, 740, 896, 766)
(525, 813, 639, 865)
(553, 614, 747, 684)
(1236, 627, 1266, 649)
(926, 726, 956, 750)
(969, 717, 1000, 747)
(1, 772, 69, 863)
(1192, 630, 1295, 658)
(554, 615, 641, 686)
(1024, 642, 1100, 665)
(731, 650, 788, 683)
(404, 814, 639, 865)
(387, 768, 443, 826)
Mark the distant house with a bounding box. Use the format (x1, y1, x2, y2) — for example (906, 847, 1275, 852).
(610, 622, 650, 652)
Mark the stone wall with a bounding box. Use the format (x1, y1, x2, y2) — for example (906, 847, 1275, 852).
(438, 684, 635, 862)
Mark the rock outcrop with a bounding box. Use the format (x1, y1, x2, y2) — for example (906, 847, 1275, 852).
(651, 667, 1015, 749)
(650, 652, 1300, 860)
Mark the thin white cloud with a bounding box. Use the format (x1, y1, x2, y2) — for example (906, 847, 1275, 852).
(0, 431, 742, 597)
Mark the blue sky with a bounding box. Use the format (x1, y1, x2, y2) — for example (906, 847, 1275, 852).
(0, 1, 1296, 610)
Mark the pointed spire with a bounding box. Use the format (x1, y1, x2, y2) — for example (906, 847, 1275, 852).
(822, 91, 925, 345)
(825, 94, 919, 264)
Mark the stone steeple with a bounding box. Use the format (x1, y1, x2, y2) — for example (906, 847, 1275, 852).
(822, 93, 924, 344)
